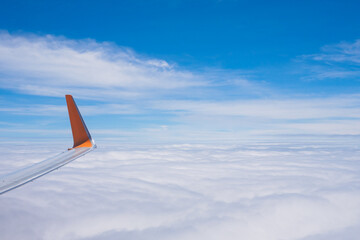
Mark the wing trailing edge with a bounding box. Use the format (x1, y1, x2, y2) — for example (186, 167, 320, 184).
(0, 95, 96, 195)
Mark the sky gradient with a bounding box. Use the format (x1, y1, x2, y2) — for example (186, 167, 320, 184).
(0, 0, 360, 143)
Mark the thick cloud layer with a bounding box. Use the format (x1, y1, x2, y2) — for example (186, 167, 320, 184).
(1, 140, 360, 240)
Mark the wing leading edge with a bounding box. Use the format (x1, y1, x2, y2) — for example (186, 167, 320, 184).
(0, 95, 96, 195)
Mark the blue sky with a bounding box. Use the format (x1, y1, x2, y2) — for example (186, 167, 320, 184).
(3, 2, 360, 239)
(2, 0, 360, 68)
(1, 0, 360, 142)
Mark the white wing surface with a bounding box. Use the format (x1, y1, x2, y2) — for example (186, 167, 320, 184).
(0, 95, 96, 194)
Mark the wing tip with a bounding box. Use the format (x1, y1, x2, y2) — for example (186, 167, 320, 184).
(65, 95, 96, 149)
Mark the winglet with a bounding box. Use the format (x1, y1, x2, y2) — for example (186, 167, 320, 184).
(66, 95, 95, 149)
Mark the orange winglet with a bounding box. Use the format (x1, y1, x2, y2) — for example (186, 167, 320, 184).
(66, 95, 94, 149)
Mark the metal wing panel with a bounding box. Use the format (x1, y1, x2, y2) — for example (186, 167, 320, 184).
(0, 95, 96, 195)
(0, 147, 94, 194)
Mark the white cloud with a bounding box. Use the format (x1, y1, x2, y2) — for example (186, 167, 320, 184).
(3, 93, 360, 121)
(0, 32, 207, 100)
(3, 94, 360, 137)
(1, 30, 360, 239)
(0, 141, 360, 239)
(147, 95, 360, 136)
(312, 40, 360, 65)
(299, 39, 360, 80)
(2, 32, 360, 139)
(0, 103, 141, 116)
(154, 96, 360, 119)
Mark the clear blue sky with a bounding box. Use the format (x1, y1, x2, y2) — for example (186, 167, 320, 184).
(2, 0, 360, 68)
(0, 0, 360, 142)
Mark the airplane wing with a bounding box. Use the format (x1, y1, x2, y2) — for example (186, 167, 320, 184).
(0, 95, 96, 194)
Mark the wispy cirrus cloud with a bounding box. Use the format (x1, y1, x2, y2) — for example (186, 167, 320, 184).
(148, 95, 360, 136)
(0, 32, 206, 100)
(0, 32, 262, 101)
(154, 95, 360, 120)
(311, 40, 360, 64)
(0, 103, 141, 116)
(3, 94, 360, 138)
(299, 39, 360, 81)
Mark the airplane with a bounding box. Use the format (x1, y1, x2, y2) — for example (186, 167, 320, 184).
(0, 95, 96, 195)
